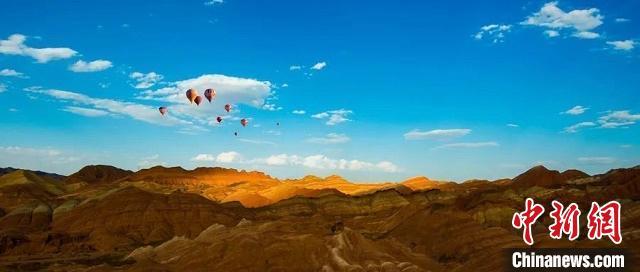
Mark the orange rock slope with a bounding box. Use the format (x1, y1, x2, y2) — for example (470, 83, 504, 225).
(68, 165, 446, 208)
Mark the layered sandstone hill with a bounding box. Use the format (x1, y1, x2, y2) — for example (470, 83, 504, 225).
(0, 167, 64, 181)
(401, 176, 460, 191)
(0, 170, 66, 232)
(61, 165, 439, 208)
(64, 165, 132, 185)
(126, 218, 440, 272)
(0, 165, 638, 271)
(511, 165, 589, 188)
(51, 187, 249, 252)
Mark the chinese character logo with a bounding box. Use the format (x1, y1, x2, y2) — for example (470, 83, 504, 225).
(587, 201, 622, 244)
(548, 200, 581, 241)
(512, 198, 545, 245)
(512, 199, 622, 245)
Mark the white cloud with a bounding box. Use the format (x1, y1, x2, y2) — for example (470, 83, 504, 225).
(578, 156, 615, 164)
(129, 71, 164, 89)
(289, 65, 302, 71)
(204, 0, 223, 6)
(69, 59, 113, 72)
(434, 142, 499, 149)
(562, 105, 588, 115)
(544, 30, 560, 37)
(312, 109, 352, 125)
(311, 61, 327, 70)
(521, 2, 604, 39)
(281, 83, 289, 88)
(564, 121, 595, 133)
(137, 74, 273, 113)
(63, 106, 110, 117)
(196, 151, 401, 173)
(27, 87, 192, 127)
(404, 128, 471, 140)
(302, 155, 337, 169)
(0, 83, 6, 93)
(191, 151, 242, 163)
(0, 34, 77, 63)
(312, 112, 329, 118)
(0, 68, 26, 78)
(260, 153, 400, 173)
(572, 31, 599, 39)
(263, 154, 295, 166)
(262, 103, 282, 111)
(307, 133, 350, 144)
(507, 123, 519, 128)
(191, 154, 215, 162)
(216, 151, 242, 163)
(606, 40, 635, 51)
(136, 74, 275, 127)
(598, 110, 640, 128)
(614, 18, 629, 23)
(474, 24, 512, 43)
(292, 110, 306, 115)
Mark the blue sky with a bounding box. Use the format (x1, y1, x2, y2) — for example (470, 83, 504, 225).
(1, 0, 639, 182)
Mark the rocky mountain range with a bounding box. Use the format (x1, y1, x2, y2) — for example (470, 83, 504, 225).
(0, 164, 638, 271)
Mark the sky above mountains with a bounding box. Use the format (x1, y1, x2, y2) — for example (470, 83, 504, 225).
(1, 0, 639, 181)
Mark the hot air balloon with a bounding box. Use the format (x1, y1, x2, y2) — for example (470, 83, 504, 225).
(224, 104, 231, 112)
(241, 118, 248, 127)
(186, 88, 198, 104)
(276, 122, 280, 126)
(194, 96, 203, 106)
(216, 116, 223, 123)
(234, 132, 238, 136)
(204, 88, 216, 102)
(159, 107, 168, 116)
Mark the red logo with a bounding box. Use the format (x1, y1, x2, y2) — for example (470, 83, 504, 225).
(548, 200, 581, 241)
(512, 199, 622, 245)
(587, 201, 622, 244)
(512, 198, 545, 245)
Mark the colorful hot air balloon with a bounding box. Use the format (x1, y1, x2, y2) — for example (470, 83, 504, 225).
(241, 118, 248, 127)
(204, 88, 216, 102)
(216, 116, 223, 123)
(194, 96, 203, 106)
(159, 107, 168, 116)
(224, 104, 231, 112)
(186, 88, 198, 103)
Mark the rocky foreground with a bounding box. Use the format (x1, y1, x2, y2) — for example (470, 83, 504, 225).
(0, 164, 638, 271)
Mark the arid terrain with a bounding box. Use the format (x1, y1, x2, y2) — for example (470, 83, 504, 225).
(0, 164, 638, 271)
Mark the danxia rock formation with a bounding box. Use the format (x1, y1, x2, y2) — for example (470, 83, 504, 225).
(0, 164, 638, 271)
